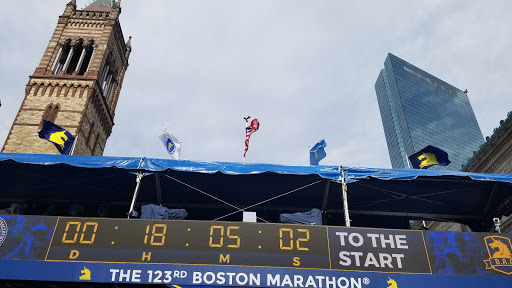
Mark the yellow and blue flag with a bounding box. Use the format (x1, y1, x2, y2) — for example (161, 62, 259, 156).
(409, 145, 450, 169)
(38, 120, 75, 155)
(310, 139, 327, 165)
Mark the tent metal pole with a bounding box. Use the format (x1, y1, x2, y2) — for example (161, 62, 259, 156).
(128, 172, 144, 219)
(482, 183, 499, 217)
(322, 180, 331, 225)
(321, 180, 331, 210)
(491, 193, 512, 219)
(155, 173, 162, 204)
(341, 166, 351, 227)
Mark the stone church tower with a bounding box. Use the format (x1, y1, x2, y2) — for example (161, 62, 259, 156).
(2, 0, 131, 155)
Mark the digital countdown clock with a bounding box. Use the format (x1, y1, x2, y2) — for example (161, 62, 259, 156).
(46, 218, 331, 269)
(0, 215, 431, 274)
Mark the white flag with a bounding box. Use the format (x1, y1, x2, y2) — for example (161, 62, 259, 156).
(159, 130, 181, 160)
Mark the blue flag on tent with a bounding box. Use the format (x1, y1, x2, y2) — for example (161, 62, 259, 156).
(309, 139, 327, 165)
(38, 120, 75, 155)
(409, 145, 451, 169)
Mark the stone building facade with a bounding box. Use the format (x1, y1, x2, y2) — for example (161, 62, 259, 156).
(2, 0, 131, 156)
(463, 111, 512, 233)
(412, 111, 512, 233)
(463, 111, 512, 174)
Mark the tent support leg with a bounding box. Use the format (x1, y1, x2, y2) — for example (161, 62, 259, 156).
(155, 173, 162, 204)
(483, 183, 499, 218)
(341, 166, 351, 227)
(322, 180, 330, 225)
(128, 172, 144, 219)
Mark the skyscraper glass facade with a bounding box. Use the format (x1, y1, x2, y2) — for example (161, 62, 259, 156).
(375, 53, 484, 171)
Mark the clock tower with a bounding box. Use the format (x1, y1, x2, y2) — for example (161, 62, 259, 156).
(2, 0, 131, 155)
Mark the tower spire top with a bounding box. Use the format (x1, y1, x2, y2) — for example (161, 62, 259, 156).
(65, 0, 77, 13)
(84, 0, 114, 12)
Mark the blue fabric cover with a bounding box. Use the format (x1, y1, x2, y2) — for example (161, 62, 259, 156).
(1, 153, 512, 184)
(1, 153, 512, 229)
(140, 204, 188, 220)
(280, 208, 323, 225)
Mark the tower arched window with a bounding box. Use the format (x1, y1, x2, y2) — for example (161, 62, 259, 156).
(78, 40, 95, 75)
(65, 39, 84, 74)
(49, 104, 60, 122)
(103, 71, 117, 101)
(40, 104, 53, 128)
(106, 80, 117, 104)
(100, 58, 117, 102)
(39, 103, 59, 128)
(53, 40, 71, 75)
(100, 59, 111, 89)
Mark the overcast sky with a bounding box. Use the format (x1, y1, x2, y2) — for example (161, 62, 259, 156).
(1, 1, 511, 168)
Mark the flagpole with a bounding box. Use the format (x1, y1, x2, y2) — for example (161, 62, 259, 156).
(405, 153, 412, 169)
(341, 166, 351, 227)
(244, 116, 249, 165)
(70, 131, 79, 155)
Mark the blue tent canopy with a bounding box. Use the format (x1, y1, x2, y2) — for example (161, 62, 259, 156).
(0, 153, 511, 231)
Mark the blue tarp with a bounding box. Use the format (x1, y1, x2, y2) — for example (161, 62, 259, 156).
(1, 153, 511, 184)
(1, 153, 511, 230)
(0, 153, 342, 180)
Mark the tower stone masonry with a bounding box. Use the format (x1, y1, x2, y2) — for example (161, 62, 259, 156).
(2, 0, 131, 155)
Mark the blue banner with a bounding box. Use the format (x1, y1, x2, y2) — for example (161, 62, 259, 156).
(1, 215, 511, 287)
(1, 261, 511, 287)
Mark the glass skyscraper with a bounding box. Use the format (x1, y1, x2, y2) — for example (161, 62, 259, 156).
(375, 53, 484, 171)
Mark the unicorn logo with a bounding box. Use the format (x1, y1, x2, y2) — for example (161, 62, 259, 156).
(386, 277, 398, 288)
(49, 131, 68, 149)
(490, 239, 512, 258)
(418, 152, 438, 169)
(484, 236, 512, 275)
(79, 266, 91, 280)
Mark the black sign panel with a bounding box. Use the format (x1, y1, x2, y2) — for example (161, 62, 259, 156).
(45, 218, 433, 273)
(328, 227, 431, 273)
(46, 218, 331, 269)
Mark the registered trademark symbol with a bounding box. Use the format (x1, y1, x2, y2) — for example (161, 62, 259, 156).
(363, 277, 370, 285)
